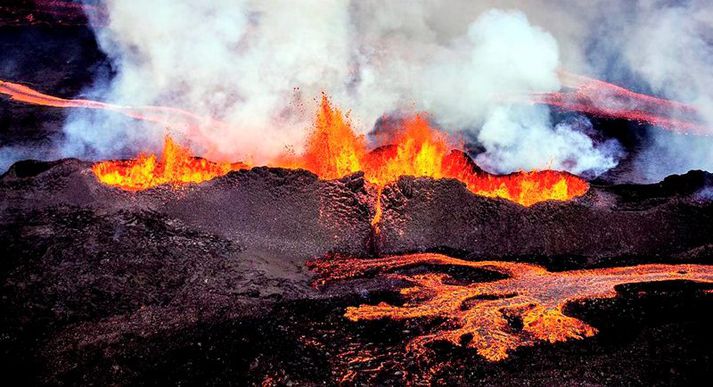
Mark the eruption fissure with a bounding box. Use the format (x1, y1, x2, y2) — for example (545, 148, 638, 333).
(1, 83, 591, 208)
(309, 253, 713, 362)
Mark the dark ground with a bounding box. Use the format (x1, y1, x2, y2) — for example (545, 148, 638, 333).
(1, 5, 713, 386)
(1, 160, 713, 385)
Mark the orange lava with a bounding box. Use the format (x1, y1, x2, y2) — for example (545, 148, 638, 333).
(273, 94, 366, 180)
(2, 80, 588, 204)
(281, 95, 589, 211)
(92, 136, 247, 191)
(309, 253, 713, 362)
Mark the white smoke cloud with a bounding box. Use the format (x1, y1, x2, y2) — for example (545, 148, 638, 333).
(615, 1, 713, 181)
(71, 0, 355, 163)
(2, 0, 693, 181)
(4, 0, 711, 179)
(63, 1, 624, 177)
(476, 105, 622, 176)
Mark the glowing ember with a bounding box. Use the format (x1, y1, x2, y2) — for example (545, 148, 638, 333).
(309, 253, 713, 362)
(92, 136, 247, 191)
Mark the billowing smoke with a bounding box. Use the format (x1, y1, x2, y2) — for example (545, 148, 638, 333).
(58, 1, 619, 176)
(6, 0, 713, 179)
(613, 1, 713, 181)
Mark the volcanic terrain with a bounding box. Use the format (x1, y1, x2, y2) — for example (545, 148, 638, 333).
(2, 2, 713, 386)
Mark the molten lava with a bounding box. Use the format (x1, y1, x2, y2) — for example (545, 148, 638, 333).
(309, 253, 713, 362)
(273, 94, 366, 180)
(92, 136, 247, 191)
(282, 95, 589, 210)
(2, 79, 589, 204)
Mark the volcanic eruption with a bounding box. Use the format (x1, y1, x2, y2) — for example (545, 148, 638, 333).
(2, 1, 713, 386)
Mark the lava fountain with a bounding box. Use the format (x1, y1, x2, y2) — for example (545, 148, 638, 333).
(92, 136, 248, 191)
(0, 81, 590, 207)
(88, 94, 590, 207)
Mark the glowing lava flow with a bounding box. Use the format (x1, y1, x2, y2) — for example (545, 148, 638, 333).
(92, 136, 247, 191)
(527, 71, 708, 135)
(2, 81, 588, 204)
(282, 95, 590, 210)
(309, 253, 713, 362)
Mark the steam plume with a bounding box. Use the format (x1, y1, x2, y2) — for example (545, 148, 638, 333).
(3, 1, 712, 180)
(56, 1, 618, 176)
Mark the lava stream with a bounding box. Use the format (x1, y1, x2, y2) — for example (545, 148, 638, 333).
(309, 253, 713, 362)
(526, 71, 708, 135)
(0, 80, 224, 144)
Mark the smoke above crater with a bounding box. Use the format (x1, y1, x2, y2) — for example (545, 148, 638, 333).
(49, 1, 713, 179)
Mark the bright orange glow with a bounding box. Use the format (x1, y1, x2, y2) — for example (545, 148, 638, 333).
(273, 94, 365, 180)
(283, 96, 589, 212)
(309, 253, 713, 362)
(92, 136, 247, 191)
(1, 80, 589, 204)
(363, 115, 451, 186)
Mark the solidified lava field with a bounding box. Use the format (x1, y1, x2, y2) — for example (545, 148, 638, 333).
(2, 160, 713, 385)
(2, 2, 713, 386)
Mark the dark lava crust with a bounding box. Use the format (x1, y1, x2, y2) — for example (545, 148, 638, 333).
(2, 159, 713, 385)
(376, 170, 713, 270)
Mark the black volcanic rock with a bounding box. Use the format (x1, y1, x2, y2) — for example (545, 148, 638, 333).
(1, 160, 374, 254)
(0, 160, 373, 383)
(375, 170, 713, 269)
(2, 159, 713, 384)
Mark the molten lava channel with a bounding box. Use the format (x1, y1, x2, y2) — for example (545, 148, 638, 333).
(89, 94, 589, 207)
(309, 253, 713, 362)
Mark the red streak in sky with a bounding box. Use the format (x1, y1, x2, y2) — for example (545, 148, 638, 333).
(527, 71, 708, 135)
(1, 71, 709, 139)
(0, 80, 225, 147)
